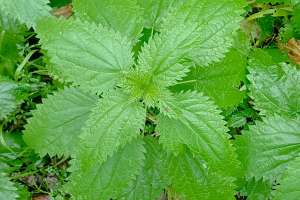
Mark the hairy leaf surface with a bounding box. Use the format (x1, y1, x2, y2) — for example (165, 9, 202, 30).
(0, 0, 51, 28)
(273, 157, 300, 199)
(170, 50, 247, 109)
(235, 114, 300, 181)
(23, 87, 97, 158)
(79, 89, 145, 170)
(65, 137, 145, 200)
(73, 0, 143, 44)
(156, 91, 240, 177)
(122, 137, 167, 199)
(36, 17, 134, 93)
(248, 49, 300, 116)
(163, 149, 236, 200)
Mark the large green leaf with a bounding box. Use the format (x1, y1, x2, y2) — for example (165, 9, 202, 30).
(247, 49, 300, 116)
(64, 137, 145, 200)
(0, 0, 51, 29)
(156, 91, 241, 177)
(72, 0, 143, 45)
(163, 148, 236, 200)
(122, 137, 168, 199)
(23, 86, 97, 158)
(0, 162, 18, 200)
(273, 157, 300, 199)
(36, 17, 134, 93)
(161, 0, 246, 66)
(170, 50, 248, 109)
(79, 89, 145, 170)
(235, 114, 300, 182)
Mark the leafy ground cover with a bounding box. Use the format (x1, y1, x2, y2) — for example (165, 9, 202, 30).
(0, 0, 300, 199)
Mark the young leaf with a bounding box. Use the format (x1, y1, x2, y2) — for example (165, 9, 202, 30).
(64, 137, 145, 200)
(162, 0, 246, 66)
(72, 0, 143, 45)
(156, 91, 241, 177)
(23, 86, 98, 158)
(247, 49, 300, 116)
(79, 89, 145, 170)
(272, 157, 300, 200)
(163, 149, 237, 200)
(170, 50, 248, 109)
(122, 137, 168, 200)
(238, 177, 274, 200)
(36, 17, 134, 93)
(235, 114, 300, 182)
(0, 76, 24, 120)
(0, 0, 51, 29)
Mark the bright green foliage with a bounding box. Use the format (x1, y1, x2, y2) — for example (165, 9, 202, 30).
(123, 137, 168, 200)
(79, 89, 145, 170)
(36, 17, 134, 93)
(273, 157, 300, 199)
(0, 0, 51, 28)
(255, 0, 300, 6)
(170, 50, 248, 109)
(137, 0, 181, 29)
(72, 0, 143, 44)
(227, 113, 247, 128)
(161, 0, 246, 66)
(0, 76, 25, 120)
(0, 162, 18, 200)
(247, 49, 300, 116)
(156, 91, 241, 177)
(238, 177, 274, 200)
(291, 5, 300, 33)
(235, 114, 300, 181)
(163, 148, 237, 200)
(23, 87, 97, 158)
(64, 137, 145, 200)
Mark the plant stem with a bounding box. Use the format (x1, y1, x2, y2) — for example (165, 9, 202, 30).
(172, 79, 197, 85)
(14, 50, 38, 81)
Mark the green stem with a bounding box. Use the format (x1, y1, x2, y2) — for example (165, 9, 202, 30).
(10, 169, 40, 179)
(172, 79, 197, 85)
(54, 156, 70, 167)
(14, 50, 38, 80)
(0, 121, 17, 156)
(142, 104, 148, 137)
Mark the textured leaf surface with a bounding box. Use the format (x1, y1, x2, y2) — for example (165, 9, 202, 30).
(0, 162, 18, 200)
(156, 91, 240, 177)
(0, 76, 24, 120)
(162, 0, 246, 66)
(170, 50, 247, 109)
(235, 114, 300, 181)
(273, 157, 300, 199)
(36, 17, 134, 93)
(79, 89, 145, 170)
(291, 6, 300, 33)
(247, 49, 300, 116)
(0, 0, 51, 28)
(163, 149, 236, 200)
(65, 137, 145, 200)
(239, 177, 274, 200)
(73, 0, 143, 44)
(123, 137, 167, 200)
(23, 87, 97, 158)
(255, 0, 300, 6)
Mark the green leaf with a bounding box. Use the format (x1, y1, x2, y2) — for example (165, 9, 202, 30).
(48, 0, 71, 8)
(23, 86, 98, 158)
(79, 89, 145, 170)
(247, 49, 300, 116)
(291, 5, 300, 33)
(170, 50, 248, 109)
(255, 0, 300, 6)
(122, 137, 168, 200)
(228, 113, 247, 128)
(0, 162, 19, 200)
(64, 137, 145, 200)
(0, 0, 51, 29)
(162, 0, 246, 66)
(72, 0, 143, 45)
(239, 177, 274, 200)
(0, 76, 25, 120)
(156, 91, 241, 177)
(235, 114, 300, 182)
(163, 148, 237, 200)
(36, 17, 134, 93)
(137, 0, 181, 29)
(273, 157, 300, 200)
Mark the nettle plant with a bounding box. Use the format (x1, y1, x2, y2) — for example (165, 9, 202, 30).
(3, 0, 299, 199)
